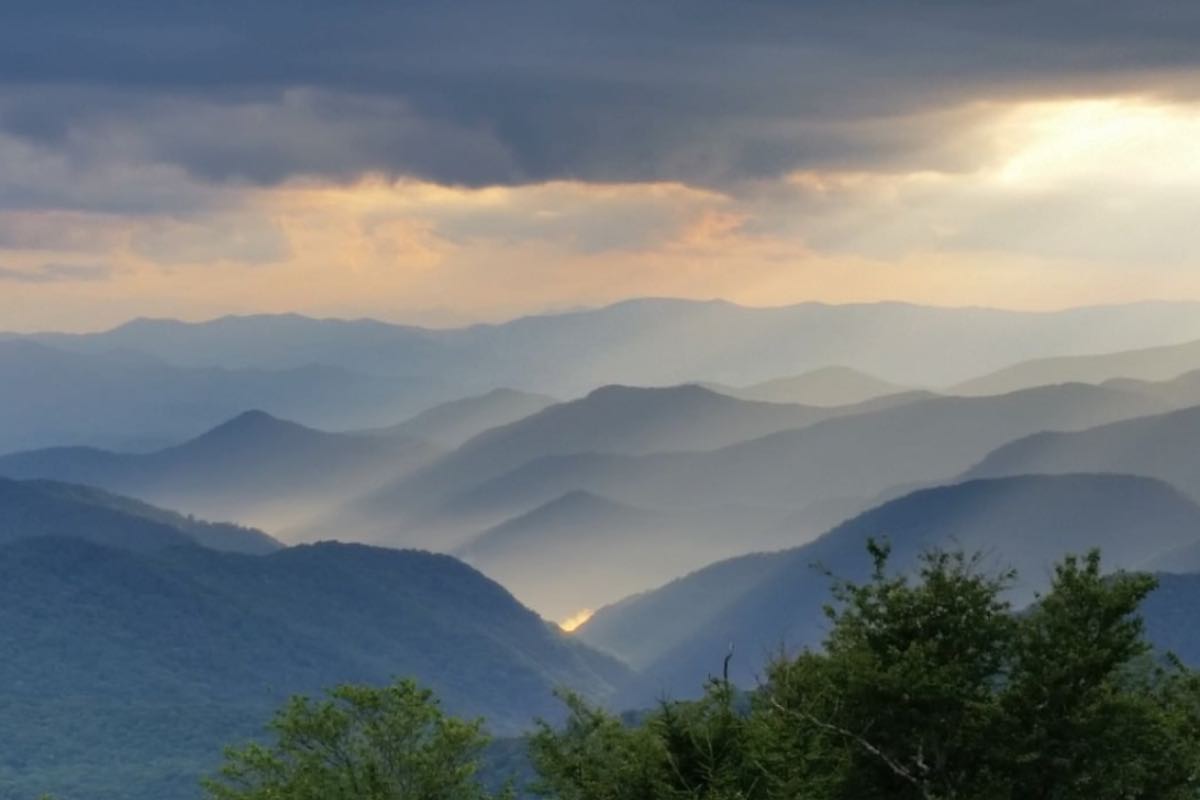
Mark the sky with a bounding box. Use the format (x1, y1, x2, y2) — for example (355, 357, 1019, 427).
(3, 1, 1200, 331)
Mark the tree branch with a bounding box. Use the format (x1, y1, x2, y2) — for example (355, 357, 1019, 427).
(768, 696, 937, 800)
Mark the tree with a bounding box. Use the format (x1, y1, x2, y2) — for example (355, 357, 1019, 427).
(528, 681, 760, 800)
(1002, 552, 1200, 800)
(203, 679, 508, 800)
(528, 690, 669, 800)
(759, 544, 1017, 800)
(532, 542, 1200, 800)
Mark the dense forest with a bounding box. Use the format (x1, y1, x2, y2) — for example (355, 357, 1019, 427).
(98, 543, 1200, 800)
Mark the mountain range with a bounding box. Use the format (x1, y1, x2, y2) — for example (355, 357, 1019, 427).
(11, 299, 1200, 456)
(17, 299, 1200, 395)
(307, 375, 1200, 619)
(8, 299, 1200, 798)
(360, 388, 558, 447)
(405, 380, 1184, 543)
(965, 401, 1200, 501)
(1141, 572, 1200, 667)
(578, 474, 1200, 699)
(456, 490, 788, 623)
(11, 363, 1200, 623)
(0, 477, 279, 554)
(705, 366, 910, 406)
(328, 383, 921, 548)
(954, 338, 1200, 396)
(0, 339, 445, 453)
(0, 410, 440, 531)
(0, 487, 628, 800)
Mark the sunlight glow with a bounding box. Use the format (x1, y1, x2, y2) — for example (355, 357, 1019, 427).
(9, 97, 1200, 332)
(995, 99, 1200, 188)
(558, 608, 595, 633)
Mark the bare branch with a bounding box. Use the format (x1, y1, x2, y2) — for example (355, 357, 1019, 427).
(767, 696, 936, 800)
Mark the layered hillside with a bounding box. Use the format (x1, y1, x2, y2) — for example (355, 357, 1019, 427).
(580, 474, 1200, 698)
(0, 538, 630, 800)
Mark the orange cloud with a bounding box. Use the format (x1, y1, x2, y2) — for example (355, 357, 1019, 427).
(3, 96, 1200, 332)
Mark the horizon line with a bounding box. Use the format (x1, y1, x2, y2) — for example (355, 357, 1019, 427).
(7, 294, 1200, 338)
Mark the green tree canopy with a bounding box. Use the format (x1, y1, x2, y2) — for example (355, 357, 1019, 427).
(201, 544, 1200, 800)
(203, 679, 508, 800)
(532, 543, 1200, 800)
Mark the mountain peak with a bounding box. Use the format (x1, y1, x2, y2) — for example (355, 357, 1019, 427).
(229, 408, 276, 423)
(734, 366, 906, 406)
(220, 408, 296, 429)
(583, 383, 723, 404)
(176, 410, 322, 453)
(536, 489, 638, 517)
(209, 408, 296, 432)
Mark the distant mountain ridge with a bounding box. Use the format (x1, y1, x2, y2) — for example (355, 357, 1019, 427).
(410, 381, 1182, 553)
(965, 402, 1200, 500)
(1141, 573, 1200, 667)
(362, 388, 557, 447)
(456, 490, 788, 621)
(18, 299, 1200, 393)
(12, 299, 1200, 456)
(708, 366, 911, 407)
(954, 338, 1200, 395)
(0, 410, 441, 532)
(578, 474, 1200, 699)
(459, 490, 653, 561)
(0, 339, 448, 453)
(333, 383, 908, 546)
(0, 477, 280, 555)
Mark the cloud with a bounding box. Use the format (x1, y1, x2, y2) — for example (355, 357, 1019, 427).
(0, 262, 112, 283)
(2, 3, 1200, 330)
(737, 99, 1200, 268)
(130, 213, 291, 265)
(360, 180, 730, 253)
(0, 130, 227, 215)
(3, 2, 1200, 189)
(4, 91, 1199, 331)
(0, 210, 127, 251)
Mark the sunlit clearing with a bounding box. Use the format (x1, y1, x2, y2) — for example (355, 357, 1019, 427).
(995, 98, 1200, 188)
(558, 608, 594, 633)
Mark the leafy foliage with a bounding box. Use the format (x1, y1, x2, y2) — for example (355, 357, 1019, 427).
(15, 540, 1200, 800)
(0, 537, 626, 800)
(533, 543, 1200, 800)
(204, 680, 508, 800)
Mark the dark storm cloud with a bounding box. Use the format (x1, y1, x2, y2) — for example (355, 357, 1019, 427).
(3, 0, 1200, 189)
